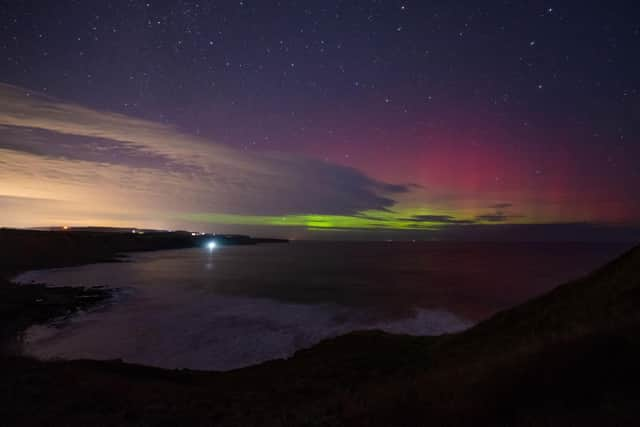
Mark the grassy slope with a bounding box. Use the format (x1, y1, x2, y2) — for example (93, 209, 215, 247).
(1, 230, 639, 425)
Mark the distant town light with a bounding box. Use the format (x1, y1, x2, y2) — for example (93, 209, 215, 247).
(207, 241, 217, 251)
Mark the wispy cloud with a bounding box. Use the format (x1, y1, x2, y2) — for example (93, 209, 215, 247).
(488, 203, 513, 210)
(400, 214, 475, 224)
(474, 213, 514, 223)
(474, 202, 522, 223)
(0, 83, 410, 228)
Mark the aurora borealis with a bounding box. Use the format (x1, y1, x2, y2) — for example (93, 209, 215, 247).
(1, 1, 639, 239)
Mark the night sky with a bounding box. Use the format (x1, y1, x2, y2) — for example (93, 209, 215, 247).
(1, 1, 639, 240)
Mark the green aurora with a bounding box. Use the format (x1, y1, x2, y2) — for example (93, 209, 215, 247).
(178, 208, 526, 232)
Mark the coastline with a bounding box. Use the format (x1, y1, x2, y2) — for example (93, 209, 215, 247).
(0, 279, 111, 353)
(11, 249, 475, 371)
(0, 229, 285, 354)
(0, 229, 194, 353)
(1, 229, 639, 425)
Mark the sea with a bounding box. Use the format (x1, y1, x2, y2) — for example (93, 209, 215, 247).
(15, 241, 630, 371)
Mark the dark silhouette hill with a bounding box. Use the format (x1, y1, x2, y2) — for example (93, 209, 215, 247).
(0, 228, 287, 277)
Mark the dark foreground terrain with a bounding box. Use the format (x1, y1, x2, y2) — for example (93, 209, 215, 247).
(1, 229, 639, 426)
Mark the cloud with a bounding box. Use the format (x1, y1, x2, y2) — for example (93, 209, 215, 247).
(0, 125, 191, 172)
(473, 203, 523, 223)
(474, 213, 512, 223)
(396, 212, 523, 225)
(488, 203, 513, 209)
(0, 83, 410, 227)
(401, 214, 475, 224)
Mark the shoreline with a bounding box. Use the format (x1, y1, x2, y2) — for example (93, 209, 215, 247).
(0, 229, 286, 354)
(0, 280, 112, 354)
(1, 229, 639, 425)
(12, 253, 474, 371)
(1, 235, 630, 360)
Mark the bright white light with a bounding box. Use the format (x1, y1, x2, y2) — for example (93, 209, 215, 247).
(207, 241, 217, 251)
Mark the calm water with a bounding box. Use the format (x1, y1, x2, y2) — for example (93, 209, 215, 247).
(16, 241, 629, 370)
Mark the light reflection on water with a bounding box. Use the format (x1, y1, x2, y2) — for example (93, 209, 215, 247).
(16, 241, 628, 371)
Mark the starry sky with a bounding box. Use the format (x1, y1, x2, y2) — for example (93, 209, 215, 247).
(1, 1, 639, 240)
